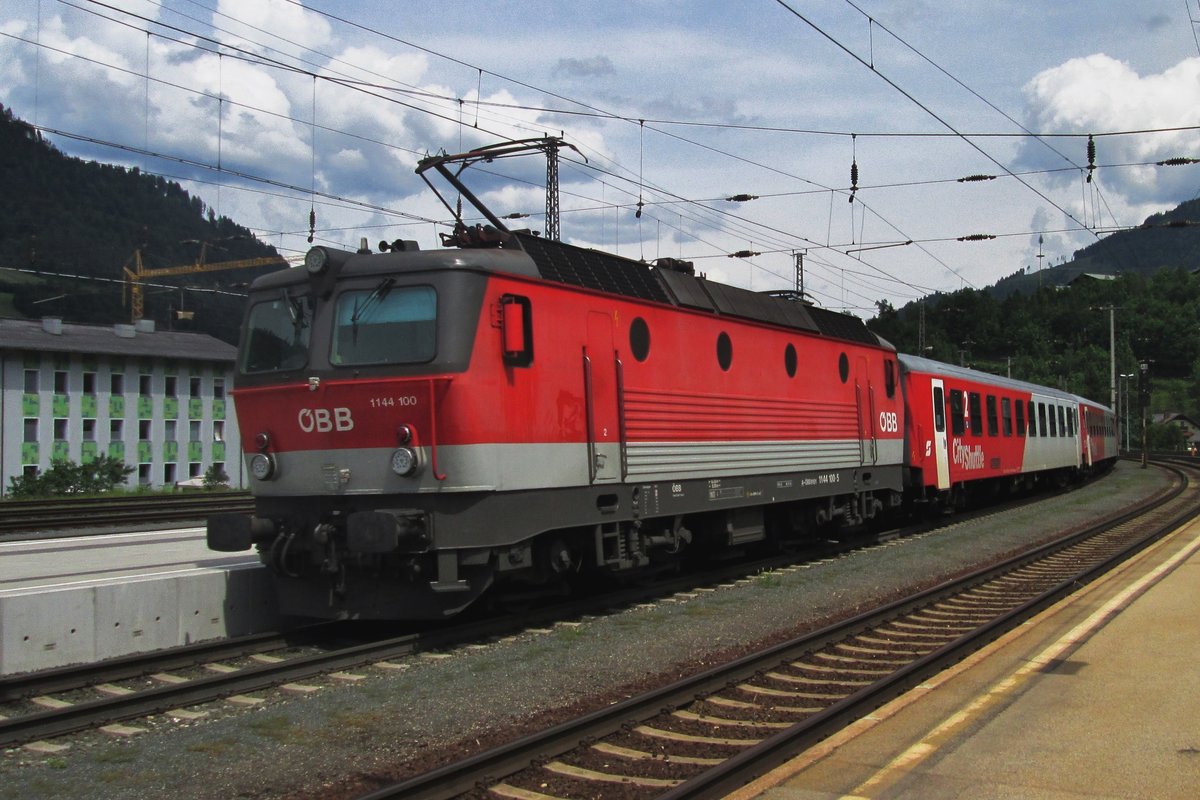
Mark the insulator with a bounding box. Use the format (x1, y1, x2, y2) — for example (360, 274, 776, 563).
(727, 250, 761, 258)
(725, 194, 760, 202)
(307, 207, 316, 244)
(1086, 134, 1096, 183)
(957, 174, 997, 182)
(849, 160, 859, 203)
(956, 233, 996, 241)
(1156, 157, 1200, 166)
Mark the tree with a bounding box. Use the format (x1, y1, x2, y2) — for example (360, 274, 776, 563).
(203, 462, 230, 489)
(7, 456, 134, 498)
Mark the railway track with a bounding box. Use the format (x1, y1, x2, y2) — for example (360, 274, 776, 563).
(354, 460, 1197, 800)
(0, 487, 1056, 752)
(0, 492, 253, 536)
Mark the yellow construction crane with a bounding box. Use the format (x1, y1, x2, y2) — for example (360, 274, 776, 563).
(121, 242, 287, 322)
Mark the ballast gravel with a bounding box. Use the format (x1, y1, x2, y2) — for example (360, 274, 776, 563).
(0, 461, 1170, 800)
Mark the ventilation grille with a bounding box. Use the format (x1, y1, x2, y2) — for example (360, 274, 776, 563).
(807, 305, 880, 345)
(514, 233, 669, 304)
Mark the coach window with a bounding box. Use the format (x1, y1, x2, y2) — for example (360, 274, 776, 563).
(985, 395, 999, 437)
(933, 386, 946, 432)
(1015, 399, 1026, 436)
(717, 332, 733, 371)
(968, 392, 983, 436)
(949, 389, 965, 436)
(1038, 403, 1050, 436)
(1058, 406, 1067, 437)
(1001, 397, 1013, 436)
(1028, 401, 1038, 437)
(1049, 404, 1059, 436)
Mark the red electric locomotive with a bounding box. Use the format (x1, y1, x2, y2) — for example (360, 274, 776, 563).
(208, 139, 1116, 621)
(207, 143, 908, 619)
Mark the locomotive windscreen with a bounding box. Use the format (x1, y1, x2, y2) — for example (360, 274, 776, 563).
(242, 289, 314, 373)
(331, 283, 437, 365)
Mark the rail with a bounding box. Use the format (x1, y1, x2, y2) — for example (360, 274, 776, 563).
(357, 461, 1195, 799)
(0, 491, 253, 536)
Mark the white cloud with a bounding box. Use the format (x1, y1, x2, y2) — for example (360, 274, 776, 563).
(1019, 54, 1200, 208)
(215, 0, 332, 56)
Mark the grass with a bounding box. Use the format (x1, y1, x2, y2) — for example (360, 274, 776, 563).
(90, 745, 141, 765)
(243, 715, 310, 745)
(186, 737, 237, 756)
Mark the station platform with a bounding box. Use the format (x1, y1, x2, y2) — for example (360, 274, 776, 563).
(0, 528, 278, 675)
(730, 515, 1200, 799)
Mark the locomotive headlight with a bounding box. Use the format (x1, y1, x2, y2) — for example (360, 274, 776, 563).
(304, 246, 329, 275)
(390, 446, 419, 477)
(250, 453, 276, 481)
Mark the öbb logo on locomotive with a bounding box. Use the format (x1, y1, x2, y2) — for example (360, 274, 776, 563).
(297, 407, 355, 433)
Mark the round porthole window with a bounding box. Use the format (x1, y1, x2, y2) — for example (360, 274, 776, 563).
(717, 332, 733, 371)
(785, 343, 797, 378)
(630, 317, 650, 362)
(838, 352, 849, 383)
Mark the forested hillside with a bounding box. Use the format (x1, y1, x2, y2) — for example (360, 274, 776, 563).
(0, 104, 284, 343)
(868, 267, 1200, 422)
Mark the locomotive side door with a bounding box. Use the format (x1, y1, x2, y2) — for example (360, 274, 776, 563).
(930, 378, 951, 490)
(584, 311, 620, 483)
(855, 357, 878, 465)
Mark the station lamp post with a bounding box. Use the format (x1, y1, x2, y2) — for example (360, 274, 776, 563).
(1119, 373, 1135, 452)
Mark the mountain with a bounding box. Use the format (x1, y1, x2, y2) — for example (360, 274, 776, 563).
(987, 198, 1200, 299)
(0, 104, 285, 344)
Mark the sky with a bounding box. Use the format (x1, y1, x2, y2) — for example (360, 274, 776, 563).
(2, 0, 1199, 317)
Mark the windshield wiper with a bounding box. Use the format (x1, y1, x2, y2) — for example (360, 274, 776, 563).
(351, 277, 395, 341)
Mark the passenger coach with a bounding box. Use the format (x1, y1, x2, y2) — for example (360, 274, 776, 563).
(899, 354, 1116, 506)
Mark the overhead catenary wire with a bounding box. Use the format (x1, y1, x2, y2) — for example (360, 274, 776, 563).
(15, 0, 1199, 313)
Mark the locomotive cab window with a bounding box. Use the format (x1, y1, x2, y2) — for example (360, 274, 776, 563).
(332, 283, 436, 365)
(243, 289, 314, 373)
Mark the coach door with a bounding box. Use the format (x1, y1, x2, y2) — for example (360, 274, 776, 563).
(930, 378, 951, 490)
(1082, 407, 1093, 468)
(584, 311, 621, 483)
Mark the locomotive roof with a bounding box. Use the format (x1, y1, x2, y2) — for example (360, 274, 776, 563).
(252, 234, 892, 351)
(898, 352, 1109, 409)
